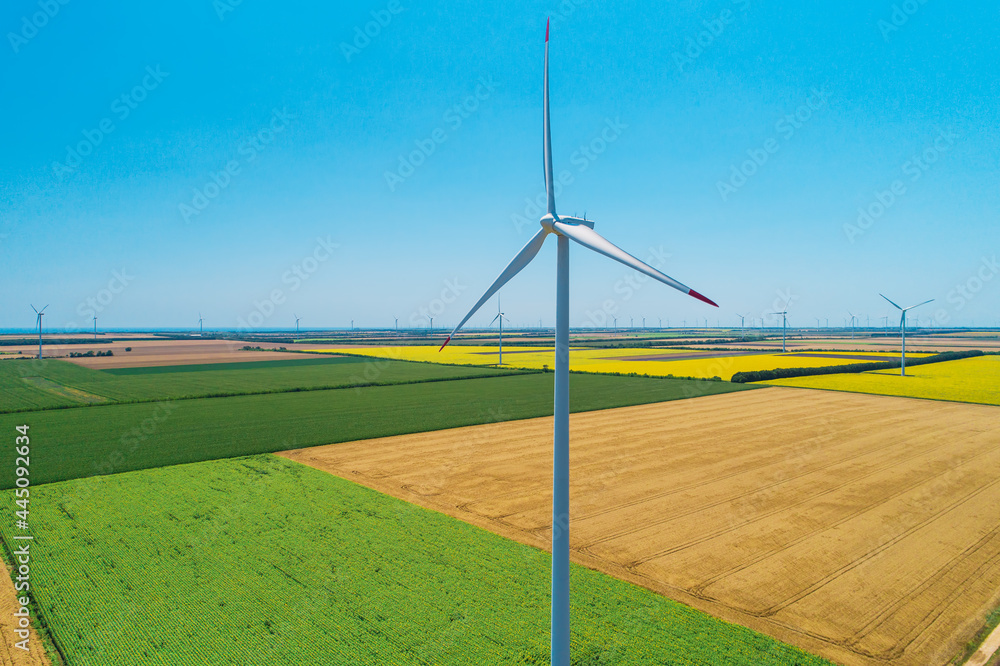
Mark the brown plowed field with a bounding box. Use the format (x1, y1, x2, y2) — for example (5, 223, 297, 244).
(279, 387, 1000, 666)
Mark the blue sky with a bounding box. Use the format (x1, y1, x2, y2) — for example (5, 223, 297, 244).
(2, 0, 998, 331)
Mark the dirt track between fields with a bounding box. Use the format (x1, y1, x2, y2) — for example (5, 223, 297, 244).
(280, 387, 1000, 666)
(0, 561, 50, 666)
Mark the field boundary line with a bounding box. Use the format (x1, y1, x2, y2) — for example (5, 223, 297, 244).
(0, 530, 65, 665)
(964, 620, 1000, 666)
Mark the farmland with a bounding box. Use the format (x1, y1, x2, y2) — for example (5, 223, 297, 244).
(281, 387, 1000, 666)
(0, 371, 754, 488)
(762, 355, 1000, 406)
(3, 454, 831, 665)
(314, 345, 931, 381)
(0, 356, 527, 414)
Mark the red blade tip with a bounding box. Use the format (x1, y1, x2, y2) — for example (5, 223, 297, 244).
(545, 18, 549, 42)
(438, 336, 452, 351)
(688, 289, 719, 308)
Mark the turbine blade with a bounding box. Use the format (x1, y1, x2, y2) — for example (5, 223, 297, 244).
(904, 298, 934, 311)
(552, 220, 717, 307)
(490, 313, 501, 326)
(879, 294, 903, 311)
(542, 18, 555, 216)
(440, 228, 550, 350)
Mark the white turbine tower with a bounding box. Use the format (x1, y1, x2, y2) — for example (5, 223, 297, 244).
(93, 315, 98, 341)
(847, 311, 857, 339)
(880, 294, 933, 376)
(736, 312, 747, 340)
(769, 305, 789, 352)
(490, 295, 511, 365)
(198, 313, 204, 335)
(439, 21, 717, 665)
(294, 314, 300, 335)
(31, 305, 48, 359)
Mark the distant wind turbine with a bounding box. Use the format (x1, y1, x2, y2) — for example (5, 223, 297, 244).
(93, 315, 98, 341)
(31, 305, 48, 359)
(770, 303, 790, 352)
(847, 311, 857, 339)
(736, 312, 746, 340)
(294, 314, 300, 335)
(880, 294, 933, 376)
(437, 21, 718, 665)
(198, 312, 203, 335)
(490, 295, 511, 365)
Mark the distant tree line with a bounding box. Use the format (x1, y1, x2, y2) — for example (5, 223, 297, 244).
(730, 350, 983, 383)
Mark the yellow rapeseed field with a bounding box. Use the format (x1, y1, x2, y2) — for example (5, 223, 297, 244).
(762, 355, 1000, 406)
(307, 345, 922, 381)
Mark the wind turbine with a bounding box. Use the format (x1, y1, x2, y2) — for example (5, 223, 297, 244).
(612, 316, 618, 331)
(438, 21, 717, 665)
(490, 295, 511, 365)
(736, 312, 746, 340)
(427, 316, 433, 331)
(198, 313, 204, 335)
(880, 294, 933, 376)
(31, 305, 48, 359)
(769, 305, 789, 352)
(294, 314, 300, 335)
(93, 315, 98, 341)
(847, 311, 857, 339)
(394, 316, 399, 331)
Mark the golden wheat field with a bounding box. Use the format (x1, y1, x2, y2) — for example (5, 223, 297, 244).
(764, 355, 1000, 406)
(280, 387, 1000, 666)
(307, 345, 927, 381)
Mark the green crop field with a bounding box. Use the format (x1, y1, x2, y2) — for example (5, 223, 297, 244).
(4, 454, 830, 665)
(0, 356, 526, 414)
(1, 372, 755, 488)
